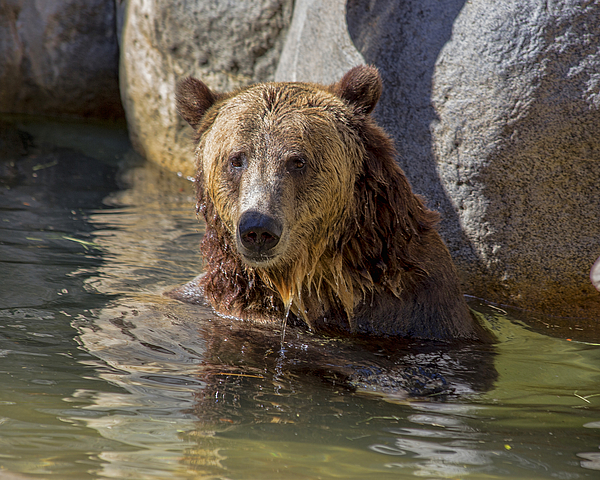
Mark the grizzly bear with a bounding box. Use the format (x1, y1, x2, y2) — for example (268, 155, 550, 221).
(169, 65, 489, 341)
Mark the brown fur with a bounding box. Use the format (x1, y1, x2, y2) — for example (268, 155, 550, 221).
(170, 65, 489, 341)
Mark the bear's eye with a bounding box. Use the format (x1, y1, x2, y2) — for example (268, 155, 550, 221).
(287, 155, 307, 172)
(229, 153, 246, 169)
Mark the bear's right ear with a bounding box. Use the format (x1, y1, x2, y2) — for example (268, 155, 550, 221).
(331, 65, 382, 115)
(176, 77, 219, 129)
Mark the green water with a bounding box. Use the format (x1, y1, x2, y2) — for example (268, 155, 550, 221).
(0, 118, 598, 479)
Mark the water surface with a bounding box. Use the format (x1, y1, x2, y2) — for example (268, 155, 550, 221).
(0, 118, 599, 479)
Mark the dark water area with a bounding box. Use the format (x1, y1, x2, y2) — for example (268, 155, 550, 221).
(0, 117, 599, 479)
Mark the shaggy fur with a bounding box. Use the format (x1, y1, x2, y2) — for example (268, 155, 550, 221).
(170, 66, 489, 341)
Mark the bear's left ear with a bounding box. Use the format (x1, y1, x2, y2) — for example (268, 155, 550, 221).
(176, 77, 220, 129)
(330, 65, 382, 115)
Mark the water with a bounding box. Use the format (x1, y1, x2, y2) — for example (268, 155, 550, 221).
(0, 117, 599, 479)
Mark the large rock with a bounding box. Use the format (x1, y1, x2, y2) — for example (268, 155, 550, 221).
(0, 0, 123, 119)
(276, 0, 600, 318)
(119, 0, 293, 177)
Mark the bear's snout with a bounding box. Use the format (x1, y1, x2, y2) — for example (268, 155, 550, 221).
(237, 211, 282, 261)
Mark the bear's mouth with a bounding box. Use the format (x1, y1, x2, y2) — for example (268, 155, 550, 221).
(236, 243, 282, 267)
(239, 250, 279, 264)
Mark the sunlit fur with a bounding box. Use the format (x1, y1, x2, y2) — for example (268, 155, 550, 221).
(174, 66, 488, 340)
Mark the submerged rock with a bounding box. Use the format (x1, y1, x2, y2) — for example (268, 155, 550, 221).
(0, 0, 123, 119)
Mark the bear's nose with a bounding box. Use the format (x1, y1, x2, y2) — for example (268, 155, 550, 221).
(237, 211, 282, 256)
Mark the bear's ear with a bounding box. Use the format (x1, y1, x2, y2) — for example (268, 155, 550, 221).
(176, 77, 219, 129)
(331, 65, 382, 115)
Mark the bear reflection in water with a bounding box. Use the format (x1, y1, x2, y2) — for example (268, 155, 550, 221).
(80, 300, 497, 430)
(169, 65, 493, 343)
(188, 312, 497, 430)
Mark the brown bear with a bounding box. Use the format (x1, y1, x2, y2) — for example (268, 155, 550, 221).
(169, 65, 489, 341)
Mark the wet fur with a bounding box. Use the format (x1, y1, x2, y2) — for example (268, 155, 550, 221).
(170, 66, 489, 341)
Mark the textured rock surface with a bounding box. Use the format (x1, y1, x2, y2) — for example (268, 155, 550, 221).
(428, 0, 600, 317)
(119, 0, 293, 176)
(276, 0, 600, 317)
(275, 0, 364, 84)
(0, 0, 123, 119)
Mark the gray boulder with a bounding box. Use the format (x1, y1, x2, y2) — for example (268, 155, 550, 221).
(118, 0, 293, 176)
(0, 0, 123, 119)
(275, 0, 364, 84)
(276, 0, 600, 318)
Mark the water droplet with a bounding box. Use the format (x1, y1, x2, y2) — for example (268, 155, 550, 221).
(280, 300, 292, 347)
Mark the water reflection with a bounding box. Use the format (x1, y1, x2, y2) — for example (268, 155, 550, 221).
(0, 118, 131, 478)
(75, 297, 500, 478)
